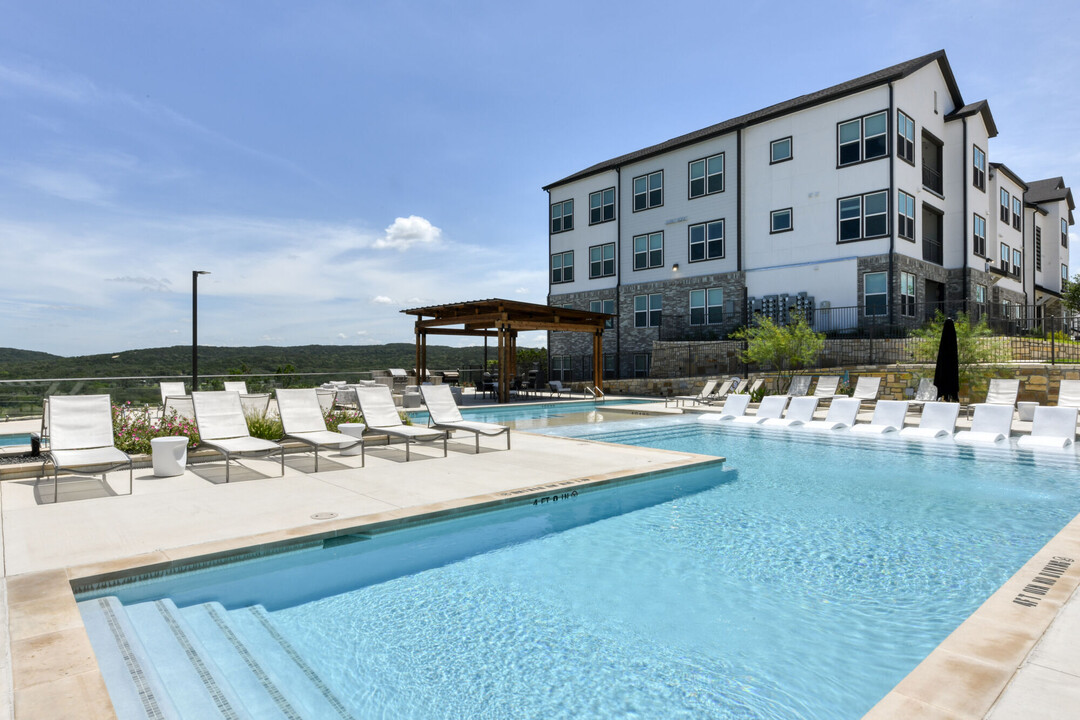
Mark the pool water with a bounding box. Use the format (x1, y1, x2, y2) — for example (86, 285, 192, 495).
(408, 397, 654, 430)
(78, 416, 1080, 719)
(0, 433, 32, 447)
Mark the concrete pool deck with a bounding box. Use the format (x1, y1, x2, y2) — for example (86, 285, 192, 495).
(1, 403, 1080, 718)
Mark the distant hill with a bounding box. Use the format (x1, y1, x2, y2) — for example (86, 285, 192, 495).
(0, 343, 536, 380)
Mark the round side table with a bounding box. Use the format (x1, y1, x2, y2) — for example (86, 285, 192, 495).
(151, 436, 189, 477)
(337, 423, 366, 456)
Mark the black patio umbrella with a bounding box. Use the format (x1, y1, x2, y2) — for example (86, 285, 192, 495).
(933, 318, 960, 402)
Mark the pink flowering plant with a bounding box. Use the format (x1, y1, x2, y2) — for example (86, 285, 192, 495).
(111, 403, 200, 455)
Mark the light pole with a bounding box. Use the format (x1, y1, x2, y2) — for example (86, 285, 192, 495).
(192, 270, 210, 391)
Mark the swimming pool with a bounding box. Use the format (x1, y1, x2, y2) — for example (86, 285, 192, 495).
(0, 432, 32, 447)
(408, 397, 654, 429)
(77, 416, 1080, 719)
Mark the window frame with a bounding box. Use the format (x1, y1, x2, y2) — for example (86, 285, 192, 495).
(1012, 249, 1022, 277)
(632, 170, 664, 212)
(588, 242, 616, 279)
(898, 190, 916, 241)
(897, 110, 915, 165)
(1012, 197, 1022, 230)
(588, 187, 616, 225)
(688, 219, 725, 262)
(837, 190, 889, 243)
(973, 213, 987, 258)
(972, 145, 986, 191)
(770, 137, 792, 164)
(633, 353, 651, 378)
(633, 293, 662, 328)
(1000, 189, 1010, 223)
(590, 299, 616, 328)
(770, 208, 793, 234)
(689, 287, 724, 326)
(632, 232, 664, 271)
(550, 199, 574, 234)
(899, 271, 916, 318)
(837, 110, 888, 167)
(688, 153, 724, 199)
(864, 271, 888, 317)
(1063, 218, 1069, 248)
(975, 283, 987, 305)
(1063, 263, 1069, 283)
(1000, 243, 1010, 273)
(550, 250, 574, 284)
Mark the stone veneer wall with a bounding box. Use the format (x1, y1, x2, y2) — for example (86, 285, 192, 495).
(586, 363, 1080, 404)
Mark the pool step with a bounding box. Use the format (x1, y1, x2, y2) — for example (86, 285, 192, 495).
(78, 596, 182, 720)
(123, 599, 254, 719)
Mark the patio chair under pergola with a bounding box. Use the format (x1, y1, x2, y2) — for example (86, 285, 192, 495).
(402, 299, 611, 403)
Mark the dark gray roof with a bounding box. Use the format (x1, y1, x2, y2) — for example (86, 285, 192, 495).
(944, 100, 998, 138)
(544, 50, 961, 191)
(1027, 177, 1075, 217)
(990, 162, 1027, 190)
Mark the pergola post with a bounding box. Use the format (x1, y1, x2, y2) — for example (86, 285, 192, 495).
(414, 327, 422, 385)
(497, 323, 508, 403)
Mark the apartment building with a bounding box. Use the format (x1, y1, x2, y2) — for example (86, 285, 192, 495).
(544, 50, 1075, 378)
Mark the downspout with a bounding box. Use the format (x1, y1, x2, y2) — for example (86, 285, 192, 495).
(737, 127, 745, 327)
(962, 117, 969, 313)
(888, 83, 895, 324)
(545, 188, 551, 379)
(1023, 195, 1028, 306)
(615, 167, 622, 378)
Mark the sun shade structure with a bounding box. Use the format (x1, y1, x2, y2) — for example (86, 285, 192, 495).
(403, 299, 612, 403)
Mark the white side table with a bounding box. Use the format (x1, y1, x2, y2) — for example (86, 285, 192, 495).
(1017, 401, 1038, 422)
(337, 423, 366, 456)
(151, 436, 188, 477)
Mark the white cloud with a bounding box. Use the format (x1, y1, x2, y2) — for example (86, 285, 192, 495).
(336, 332, 347, 339)
(371, 295, 394, 305)
(373, 215, 442, 251)
(106, 275, 173, 293)
(355, 330, 368, 336)
(514, 286, 529, 294)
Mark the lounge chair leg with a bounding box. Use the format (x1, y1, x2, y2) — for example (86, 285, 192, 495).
(53, 468, 58, 504)
(314, 447, 319, 473)
(360, 440, 365, 468)
(475, 433, 480, 454)
(506, 431, 511, 450)
(443, 434, 447, 457)
(280, 449, 285, 476)
(405, 438, 410, 462)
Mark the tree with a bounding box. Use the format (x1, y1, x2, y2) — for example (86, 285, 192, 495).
(732, 316, 825, 393)
(910, 312, 998, 391)
(1061, 274, 1080, 314)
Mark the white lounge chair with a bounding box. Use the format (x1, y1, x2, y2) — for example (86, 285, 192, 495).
(955, 404, 1013, 444)
(762, 396, 819, 427)
(355, 385, 447, 461)
(983, 378, 1020, 406)
(672, 379, 720, 407)
(786, 376, 811, 396)
(159, 381, 187, 404)
(850, 400, 909, 434)
(715, 394, 752, 420)
(802, 397, 861, 431)
(898, 402, 960, 439)
(223, 381, 248, 394)
(907, 378, 938, 411)
(43, 395, 132, 503)
(276, 388, 363, 470)
(738, 378, 764, 396)
(159, 381, 194, 420)
(812, 376, 841, 398)
(851, 376, 882, 403)
(1017, 407, 1078, 450)
(549, 380, 574, 398)
(1055, 380, 1080, 409)
(420, 384, 510, 453)
(733, 395, 789, 424)
(316, 388, 336, 413)
(221, 382, 272, 418)
(192, 391, 284, 482)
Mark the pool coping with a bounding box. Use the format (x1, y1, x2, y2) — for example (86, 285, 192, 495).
(5, 444, 724, 719)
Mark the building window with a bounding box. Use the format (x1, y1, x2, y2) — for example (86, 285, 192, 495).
(633, 353, 651, 378)
(1000, 243, 1010, 273)
(689, 154, 724, 198)
(603, 353, 615, 380)
(923, 205, 943, 265)
(973, 213, 987, 257)
(1035, 227, 1042, 272)
(550, 251, 573, 283)
(1012, 249, 1022, 277)
(589, 243, 615, 278)
(897, 111, 915, 164)
(1064, 218, 1069, 248)
(972, 145, 986, 191)
(898, 190, 915, 241)
(922, 131, 943, 195)
(590, 299, 615, 328)
(770, 137, 792, 164)
(689, 288, 723, 325)
(550, 199, 573, 233)
(633, 170, 663, 211)
(688, 219, 724, 261)
(864, 272, 887, 316)
(1000, 189, 1010, 222)
(899, 272, 916, 317)
(550, 356, 571, 382)
(1063, 264, 1069, 283)
(589, 188, 615, 225)
(634, 293, 661, 328)
(838, 190, 888, 242)
(1012, 197, 1022, 230)
(838, 111, 888, 166)
(975, 284, 987, 306)
(633, 232, 664, 270)
(770, 208, 793, 234)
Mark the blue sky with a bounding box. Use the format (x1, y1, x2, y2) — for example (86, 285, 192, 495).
(2, 0, 1078, 356)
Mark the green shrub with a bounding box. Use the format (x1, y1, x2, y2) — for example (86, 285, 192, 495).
(112, 404, 200, 455)
(245, 412, 283, 440)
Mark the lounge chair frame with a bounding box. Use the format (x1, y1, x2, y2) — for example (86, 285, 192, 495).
(276, 388, 364, 471)
(193, 391, 285, 482)
(42, 394, 133, 503)
(354, 386, 447, 461)
(420, 385, 510, 453)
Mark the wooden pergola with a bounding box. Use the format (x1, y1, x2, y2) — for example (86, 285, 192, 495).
(402, 299, 611, 403)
